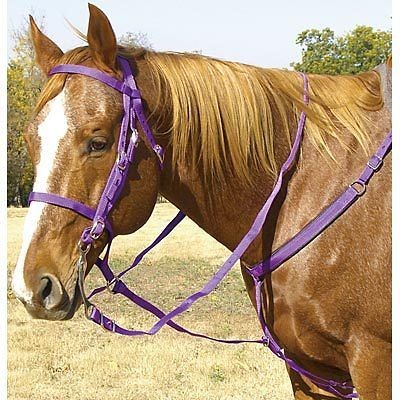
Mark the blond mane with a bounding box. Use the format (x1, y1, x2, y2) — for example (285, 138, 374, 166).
(36, 47, 383, 185)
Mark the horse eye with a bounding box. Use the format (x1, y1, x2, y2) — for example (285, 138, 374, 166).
(89, 137, 107, 153)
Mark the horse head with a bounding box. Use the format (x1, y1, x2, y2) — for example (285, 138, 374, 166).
(12, 4, 160, 320)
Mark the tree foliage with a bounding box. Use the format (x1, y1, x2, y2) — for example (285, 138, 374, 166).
(118, 32, 153, 49)
(7, 19, 44, 206)
(292, 26, 392, 75)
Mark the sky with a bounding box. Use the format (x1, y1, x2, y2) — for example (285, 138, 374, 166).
(7, 0, 392, 68)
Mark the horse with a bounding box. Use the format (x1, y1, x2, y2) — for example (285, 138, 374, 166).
(12, 4, 391, 399)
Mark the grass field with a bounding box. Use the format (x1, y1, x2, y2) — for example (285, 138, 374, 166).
(7, 203, 293, 400)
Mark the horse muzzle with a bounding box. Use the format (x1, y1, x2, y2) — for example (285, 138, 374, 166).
(13, 272, 81, 321)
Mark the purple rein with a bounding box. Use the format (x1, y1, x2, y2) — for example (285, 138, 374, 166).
(28, 56, 392, 399)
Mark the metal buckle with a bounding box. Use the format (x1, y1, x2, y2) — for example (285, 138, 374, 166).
(367, 154, 383, 171)
(349, 180, 366, 196)
(100, 312, 116, 332)
(131, 128, 140, 148)
(89, 218, 105, 240)
(154, 144, 164, 165)
(262, 336, 270, 347)
(116, 151, 127, 170)
(106, 275, 120, 294)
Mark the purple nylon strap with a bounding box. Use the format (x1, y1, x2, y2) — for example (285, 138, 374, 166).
(51, 59, 163, 164)
(27, 56, 393, 399)
(28, 192, 114, 237)
(241, 131, 391, 399)
(50, 64, 141, 98)
(249, 130, 392, 277)
(44, 57, 164, 249)
(87, 70, 376, 398)
(93, 73, 307, 336)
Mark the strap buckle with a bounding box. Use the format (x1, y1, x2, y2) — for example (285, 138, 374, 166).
(261, 336, 270, 347)
(106, 275, 120, 294)
(89, 218, 106, 240)
(116, 151, 128, 170)
(153, 144, 164, 165)
(367, 154, 383, 171)
(100, 312, 116, 333)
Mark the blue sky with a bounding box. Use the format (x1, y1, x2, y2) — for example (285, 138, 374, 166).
(8, 0, 391, 68)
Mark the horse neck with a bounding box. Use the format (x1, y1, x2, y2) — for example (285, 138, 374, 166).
(133, 57, 299, 265)
(158, 159, 288, 266)
(159, 121, 294, 262)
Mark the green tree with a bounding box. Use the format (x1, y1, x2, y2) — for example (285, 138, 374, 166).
(118, 32, 153, 49)
(292, 26, 392, 75)
(7, 18, 44, 206)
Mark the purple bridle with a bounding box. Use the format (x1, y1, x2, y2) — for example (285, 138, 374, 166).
(28, 56, 391, 399)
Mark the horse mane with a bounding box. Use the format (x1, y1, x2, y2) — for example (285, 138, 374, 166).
(36, 46, 384, 186)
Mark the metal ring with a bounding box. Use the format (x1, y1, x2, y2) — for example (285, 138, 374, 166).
(106, 276, 120, 294)
(349, 181, 366, 196)
(154, 144, 164, 164)
(84, 303, 94, 320)
(262, 336, 270, 347)
(77, 240, 91, 254)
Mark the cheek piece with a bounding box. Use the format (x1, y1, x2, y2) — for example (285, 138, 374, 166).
(28, 56, 391, 400)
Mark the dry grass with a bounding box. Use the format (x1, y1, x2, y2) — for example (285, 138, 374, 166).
(7, 203, 293, 400)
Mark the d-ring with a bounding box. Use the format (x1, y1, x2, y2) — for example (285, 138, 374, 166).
(349, 180, 366, 196)
(106, 276, 120, 294)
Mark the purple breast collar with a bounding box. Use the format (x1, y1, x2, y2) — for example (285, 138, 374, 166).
(28, 56, 391, 399)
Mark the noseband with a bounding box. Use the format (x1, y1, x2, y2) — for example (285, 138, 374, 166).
(29, 56, 391, 399)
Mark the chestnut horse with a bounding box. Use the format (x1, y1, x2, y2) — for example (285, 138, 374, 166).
(12, 5, 391, 400)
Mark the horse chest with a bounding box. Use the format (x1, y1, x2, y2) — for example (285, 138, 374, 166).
(270, 269, 351, 373)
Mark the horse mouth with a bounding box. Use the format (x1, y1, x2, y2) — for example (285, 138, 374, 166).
(61, 279, 83, 320)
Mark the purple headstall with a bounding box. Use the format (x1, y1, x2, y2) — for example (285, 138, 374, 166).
(28, 56, 392, 399)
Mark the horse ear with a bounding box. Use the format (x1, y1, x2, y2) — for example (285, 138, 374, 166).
(387, 55, 392, 69)
(87, 4, 117, 73)
(29, 15, 64, 75)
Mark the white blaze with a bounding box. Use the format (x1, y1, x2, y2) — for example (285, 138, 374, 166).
(12, 92, 69, 303)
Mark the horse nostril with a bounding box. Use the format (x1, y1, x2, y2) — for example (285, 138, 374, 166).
(39, 274, 64, 310)
(41, 278, 52, 299)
